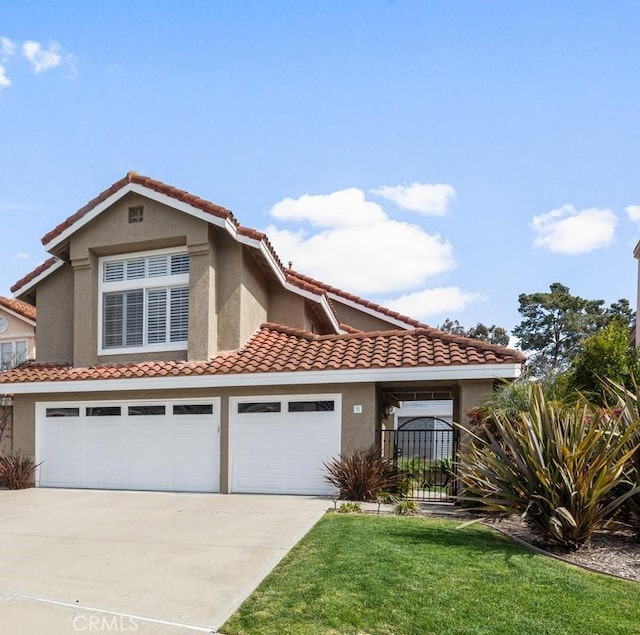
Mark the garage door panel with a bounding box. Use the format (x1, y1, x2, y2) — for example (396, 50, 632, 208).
(230, 395, 341, 495)
(37, 401, 220, 493)
(41, 421, 83, 487)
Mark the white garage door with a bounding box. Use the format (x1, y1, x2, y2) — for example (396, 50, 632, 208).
(230, 394, 341, 495)
(36, 399, 220, 492)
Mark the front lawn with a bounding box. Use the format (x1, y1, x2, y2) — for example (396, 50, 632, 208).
(222, 514, 640, 635)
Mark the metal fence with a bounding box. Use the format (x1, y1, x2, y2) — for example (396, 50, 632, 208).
(379, 417, 457, 502)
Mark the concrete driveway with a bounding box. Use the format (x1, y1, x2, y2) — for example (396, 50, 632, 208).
(0, 489, 329, 634)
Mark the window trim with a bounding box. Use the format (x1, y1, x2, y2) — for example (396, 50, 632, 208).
(97, 247, 190, 356)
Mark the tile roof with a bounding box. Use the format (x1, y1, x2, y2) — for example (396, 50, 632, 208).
(0, 323, 525, 385)
(13, 174, 294, 297)
(41, 172, 236, 246)
(37, 172, 287, 273)
(0, 296, 36, 321)
(12, 173, 440, 336)
(286, 270, 428, 329)
(10, 257, 59, 295)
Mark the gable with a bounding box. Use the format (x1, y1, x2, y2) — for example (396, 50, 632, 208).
(0, 297, 36, 326)
(68, 192, 211, 263)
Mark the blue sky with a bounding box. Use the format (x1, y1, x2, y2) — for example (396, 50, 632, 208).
(0, 1, 639, 337)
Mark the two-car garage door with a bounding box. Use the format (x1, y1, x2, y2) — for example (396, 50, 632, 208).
(35, 394, 342, 495)
(36, 400, 220, 492)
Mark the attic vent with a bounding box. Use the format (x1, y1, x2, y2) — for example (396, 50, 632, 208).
(128, 206, 144, 223)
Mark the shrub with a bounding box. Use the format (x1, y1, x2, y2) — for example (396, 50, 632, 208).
(569, 322, 640, 405)
(602, 380, 640, 530)
(337, 502, 363, 514)
(324, 446, 396, 501)
(456, 384, 640, 550)
(394, 500, 419, 515)
(0, 452, 39, 489)
(396, 456, 427, 497)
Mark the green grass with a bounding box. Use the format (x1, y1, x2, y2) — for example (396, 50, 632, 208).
(222, 514, 640, 635)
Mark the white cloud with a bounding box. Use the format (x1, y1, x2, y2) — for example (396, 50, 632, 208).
(625, 205, 640, 225)
(22, 40, 63, 73)
(0, 65, 10, 89)
(266, 187, 456, 295)
(270, 188, 386, 227)
(14, 251, 29, 260)
(531, 204, 617, 255)
(0, 37, 15, 59)
(371, 182, 456, 215)
(384, 287, 484, 320)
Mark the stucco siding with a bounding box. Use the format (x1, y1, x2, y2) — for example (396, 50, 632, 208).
(333, 300, 404, 332)
(34, 265, 74, 363)
(216, 234, 242, 351)
(69, 193, 209, 261)
(239, 251, 269, 346)
(268, 285, 306, 329)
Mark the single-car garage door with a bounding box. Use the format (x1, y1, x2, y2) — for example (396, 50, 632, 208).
(36, 399, 220, 492)
(229, 394, 341, 495)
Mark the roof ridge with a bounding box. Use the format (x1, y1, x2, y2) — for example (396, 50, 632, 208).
(257, 321, 524, 359)
(40, 172, 237, 246)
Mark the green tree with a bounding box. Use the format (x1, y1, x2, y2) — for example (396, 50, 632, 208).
(569, 321, 639, 405)
(438, 319, 509, 346)
(512, 283, 633, 375)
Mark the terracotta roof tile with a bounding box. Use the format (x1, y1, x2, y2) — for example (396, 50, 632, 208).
(285, 270, 428, 329)
(15, 174, 420, 337)
(10, 257, 59, 295)
(0, 297, 36, 321)
(0, 323, 525, 385)
(41, 172, 236, 246)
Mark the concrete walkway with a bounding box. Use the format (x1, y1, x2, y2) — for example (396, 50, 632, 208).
(0, 489, 329, 634)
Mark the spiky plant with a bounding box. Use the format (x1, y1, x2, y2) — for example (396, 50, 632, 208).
(601, 380, 640, 530)
(456, 384, 640, 550)
(0, 452, 40, 489)
(324, 447, 396, 501)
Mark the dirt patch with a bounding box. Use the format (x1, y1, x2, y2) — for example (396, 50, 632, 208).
(484, 516, 640, 582)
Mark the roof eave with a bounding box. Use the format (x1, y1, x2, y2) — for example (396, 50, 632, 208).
(1, 363, 523, 394)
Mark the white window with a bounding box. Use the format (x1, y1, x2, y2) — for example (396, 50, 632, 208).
(99, 249, 190, 355)
(0, 340, 27, 370)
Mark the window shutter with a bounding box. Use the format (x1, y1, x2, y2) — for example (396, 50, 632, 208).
(103, 293, 124, 348)
(148, 255, 169, 277)
(124, 290, 144, 346)
(104, 261, 125, 282)
(101, 251, 189, 350)
(147, 288, 168, 344)
(126, 258, 146, 280)
(170, 254, 190, 275)
(169, 287, 189, 342)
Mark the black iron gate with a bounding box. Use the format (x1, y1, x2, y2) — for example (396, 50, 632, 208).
(379, 416, 457, 502)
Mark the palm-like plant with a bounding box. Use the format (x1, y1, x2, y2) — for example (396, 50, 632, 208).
(324, 447, 396, 501)
(601, 380, 640, 529)
(456, 384, 640, 550)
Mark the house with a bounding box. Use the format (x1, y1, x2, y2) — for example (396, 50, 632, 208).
(0, 173, 525, 495)
(0, 296, 36, 371)
(0, 297, 36, 452)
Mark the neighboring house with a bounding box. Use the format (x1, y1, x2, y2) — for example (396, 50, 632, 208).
(0, 297, 36, 371)
(0, 296, 35, 451)
(0, 173, 525, 495)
